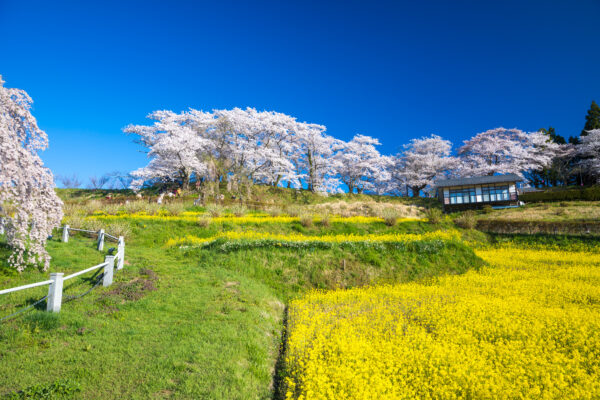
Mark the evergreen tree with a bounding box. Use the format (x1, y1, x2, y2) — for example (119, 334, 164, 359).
(581, 100, 600, 136)
(540, 127, 566, 144)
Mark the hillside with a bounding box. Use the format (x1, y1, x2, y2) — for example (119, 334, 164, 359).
(2, 190, 600, 398)
(0, 189, 476, 399)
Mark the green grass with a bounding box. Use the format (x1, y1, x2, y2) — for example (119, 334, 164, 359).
(0, 200, 478, 399)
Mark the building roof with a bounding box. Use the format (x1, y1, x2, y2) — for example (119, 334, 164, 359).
(435, 174, 522, 188)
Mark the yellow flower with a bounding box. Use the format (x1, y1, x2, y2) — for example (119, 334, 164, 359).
(283, 248, 600, 399)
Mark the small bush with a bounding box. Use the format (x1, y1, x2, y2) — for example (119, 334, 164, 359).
(320, 214, 331, 227)
(300, 214, 313, 228)
(64, 214, 85, 229)
(107, 221, 132, 239)
(455, 211, 477, 229)
(122, 200, 160, 215)
(162, 202, 186, 215)
(285, 205, 303, 217)
(380, 208, 399, 226)
(425, 208, 443, 224)
(559, 201, 569, 207)
(82, 218, 103, 232)
(482, 205, 493, 214)
(206, 204, 223, 217)
(229, 204, 247, 217)
(197, 216, 212, 228)
(267, 207, 283, 217)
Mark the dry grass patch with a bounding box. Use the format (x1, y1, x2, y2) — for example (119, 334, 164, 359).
(309, 201, 422, 218)
(479, 201, 600, 222)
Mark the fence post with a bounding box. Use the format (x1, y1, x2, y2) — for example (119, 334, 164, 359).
(117, 236, 125, 270)
(62, 225, 69, 243)
(103, 255, 115, 287)
(47, 273, 64, 313)
(97, 229, 105, 251)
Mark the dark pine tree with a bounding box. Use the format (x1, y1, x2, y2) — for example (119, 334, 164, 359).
(581, 100, 600, 136)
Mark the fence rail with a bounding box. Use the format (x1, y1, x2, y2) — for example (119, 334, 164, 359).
(0, 225, 125, 319)
(0, 279, 53, 296)
(63, 262, 108, 281)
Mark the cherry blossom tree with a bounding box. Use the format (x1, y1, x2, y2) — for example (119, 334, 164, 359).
(292, 122, 343, 193)
(336, 134, 392, 193)
(124, 109, 213, 190)
(395, 134, 458, 197)
(577, 129, 600, 181)
(458, 127, 561, 178)
(0, 75, 63, 271)
(126, 108, 343, 194)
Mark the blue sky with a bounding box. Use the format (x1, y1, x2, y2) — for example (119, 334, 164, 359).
(1, 0, 599, 186)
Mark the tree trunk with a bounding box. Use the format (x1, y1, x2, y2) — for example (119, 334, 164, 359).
(410, 185, 425, 197)
(307, 150, 315, 192)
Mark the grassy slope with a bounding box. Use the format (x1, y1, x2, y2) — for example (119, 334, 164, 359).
(476, 201, 600, 222)
(56, 186, 439, 209)
(1, 192, 474, 399)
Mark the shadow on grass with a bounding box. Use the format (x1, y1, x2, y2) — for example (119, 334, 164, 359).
(271, 306, 289, 400)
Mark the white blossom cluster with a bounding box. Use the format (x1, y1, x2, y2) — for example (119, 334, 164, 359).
(128, 108, 574, 197)
(0, 76, 63, 271)
(125, 108, 392, 195)
(577, 129, 600, 177)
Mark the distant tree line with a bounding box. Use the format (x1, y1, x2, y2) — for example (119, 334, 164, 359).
(122, 101, 600, 197)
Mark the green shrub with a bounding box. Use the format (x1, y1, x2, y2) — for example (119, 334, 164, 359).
(481, 205, 493, 214)
(520, 186, 600, 202)
(455, 211, 477, 229)
(425, 208, 443, 224)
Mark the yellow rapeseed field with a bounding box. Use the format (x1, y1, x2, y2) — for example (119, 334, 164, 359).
(284, 248, 600, 399)
(165, 230, 459, 247)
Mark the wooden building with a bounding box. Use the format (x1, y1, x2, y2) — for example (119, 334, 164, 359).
(435, 174, 522, 212)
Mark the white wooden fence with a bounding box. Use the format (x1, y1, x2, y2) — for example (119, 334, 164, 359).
(0, 226, 125, 315)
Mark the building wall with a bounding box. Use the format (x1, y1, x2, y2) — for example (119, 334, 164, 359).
(440, 182, 518, 211)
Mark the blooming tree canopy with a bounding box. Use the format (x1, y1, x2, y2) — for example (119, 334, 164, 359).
(126, 110, 595, 197)
(395, 135, 458, 197)
(458, 127, 561, 178)
(126, 108, 345, 194)
(0, 75, 63, 271)
(577, 129, 600, 181)
(336, 135, 392, 194)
